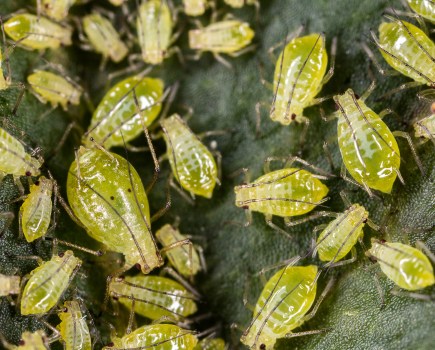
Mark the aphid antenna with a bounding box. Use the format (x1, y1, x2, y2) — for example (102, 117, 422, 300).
(43, 237, 104, 257)
(256, 255, 302, 281)
(88, 137, 115, 161)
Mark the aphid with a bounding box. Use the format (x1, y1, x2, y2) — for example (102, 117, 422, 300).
(103, 324, 198, 350)
(234, 157, 329, 237)
(82, 76, 164, 149)
(183, 0, 208, 16)
(20, 250, 82, 315)
(19, 176, 53, 243)
(57, 300, 92, 350)
(414, 103, 435, 144)
(82, 13, 128, 64)
(1, 330, 49, 350)
(367, 239, 435, 291)
(39, 0, 77, 21)
(108, 274, 198, 321)
(156, 223, 202, 278)
(4, 14, 72, 50)
(161, 114, 219, 199)
(407, 0, 435, 23)
(270, 33, 335, 125)
(333, 88, 421, 194)
(136, 0, 174, 65)
(367, 17, 435, 91)
(0, 273, 20, 297)
(188, 20, 255, 67)
(107, 0, 125, 6)
(194, 338, 226, 350)
(66, 146, 163, 274)
(27, 70, 82, 110)
(241, 265, 332, 349)
(224, 0, 258, 8)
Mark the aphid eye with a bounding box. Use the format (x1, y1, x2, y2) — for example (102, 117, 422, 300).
(25, 171, 32, 176)
(107, 342, 114, 347)
(291, 113, 297, 120)
(363, 218, 368, 223)
(242, 205, 249, 210)
(135, 263, 141, 270)
(58, 252, 65, 257)
(334, 103, 339, 111)
(63, 307, 68, 312)
(127, 188, 132, 192)
(354, 93, 360, 99)
(18, 340, 25, 346)
(110, 196, 115, 200)
(112, 296, 119, 301)
(369, 256, 377, 263)
(260, 344, 266, 349)
(34, 180, 40, 186)
(96, 250, 104, 257)
(380, 239, 386, 244)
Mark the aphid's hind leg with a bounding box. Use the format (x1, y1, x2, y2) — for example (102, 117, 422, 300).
(392, 130, 425, 174)
(361, 40, 400, 78)
(340, 163, 375, 198)
(377, 81, 424, 100)
(12, 176, 25, 195)
(45, 122, 83, 162)
(228, 44, 257, 58)
(417, 89, 435, 102)
(257, 255, 302, 284)
(284, 328, 330, 339)
(255, 101, 271, 139)
(415, 240, 435, 263)
(151, 184, 171, 222)
(282, 155, 335, 178)
(0, 211, 14, 237)
(265, 214, 293, 239)
(390, 285, 433, 301)
(296, 116, 310, 155)
(169, 176, 195, 205)
(38, 319, 61, 343)
(213, 53, 233, 69)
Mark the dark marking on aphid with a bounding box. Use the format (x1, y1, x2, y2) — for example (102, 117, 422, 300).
(18, 340, 25, 346)
(35, 180, 40, 186)
(59, 252, 65, 257)
(363, 218, 368, 223)
(112, 296, 119, 300)
(25, 171, 31, 176)
(260, 344, 266, 349)
(128, 188, 132, 192)
(242, 205, 249, 210)
(380, 239, 386, 243)
(291, 113, 297, 120)
(110, 196, 114, 200)
(107, 342, 114, 347)
(354, 93, 360, 99)
(135, 263, 141, 270)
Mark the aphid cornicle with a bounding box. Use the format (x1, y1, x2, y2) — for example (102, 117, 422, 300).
(40, 0, 77, 21)
(66, 146, 163, 274)
(19, 176, 53, 243)
(103, 324, 198, 350)
(161, 114, 219, 199)
(4, 14, 72, 50)
(136, 0, 174, 65)
(20, 250, 82, 315)
(367, 240, 435, 291)
(407, 0, 435, 23)
(156, 224, 202, 278)
(57, 300, 92, 350)
(82, 76, 164, 149)
(108, 274, 198, 321)
(183, 0, 208, 16)
(0, 273, 20, 297)
(188, 20, 255, 67)
(83, 13, 128, 64)
(372, 18, 435, 88)
(334, 88, 401, 194)
(27, 70, 82, 110)
(270, 33, 334, 125)
(241, 265, 331, 349)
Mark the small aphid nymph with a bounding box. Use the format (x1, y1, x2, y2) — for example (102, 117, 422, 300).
(40, 0, 77, 21)
(407, 0, 435, 23)
(183, 0, 208, 16)
(0, 273, 21, 297)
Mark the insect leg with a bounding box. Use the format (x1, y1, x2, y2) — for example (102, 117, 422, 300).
(126, 298, 136, 335)
(415, 241, 435, 264)
(321, 36, 337, 85)
(160, 238, 194, 280)
(242, 277, 255, 311)
(0, 211, 14, 237)
(150, 183, 171, 223)
(390, 285, 433, 301)
(12, 176, 25, 195)
(257, 256, 302, 284)
(300, 276, 335, 323)
(417, 89, 435, 102)
(265, 214, 293, 239)
(213, 53, 233, 69)
(284, 155, 335, 178)
(228, 44, 257, 58)
(284, 328, 330, 339)
(169, 175, 195, 205)
(284, 211, 333, 228)
(38, 319, 60, 343)
(392, 130, 424, 174)
(361, 40, 399, 77)
(161, 266, 201, 299)
(378, 81, 424, 100)
(340, 163, 375, 197)
(255, 101, 270, 138)
(323, 246, 357, 268)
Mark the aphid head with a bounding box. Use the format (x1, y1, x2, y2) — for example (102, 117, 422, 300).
(188, 29, 202, 50)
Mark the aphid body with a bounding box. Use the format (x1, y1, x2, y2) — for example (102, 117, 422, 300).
(194, 338, 226, 350)
(83, 13, 128, 63)
(41, 0, 77, 21)
(407, 0, 435, 23)
(136, 0, 173, 65)
(67, 147, 163, 274)
(414, 113, 435, 140)
(183, 0, 208, 16)
(161, 114, 218, 199)
(27, 70, 82, 110)
(234, 168, 328, 218)
(0, 127, 42, 180)
(20, 250, 82, 315)
(241, 265, 318, 349)
(334, 89, 400, 194)
(188, 20, 254, 55)
(271, 34, 328, 125)
(57, 300, 92, 350)
(156, 224, 201, 278)
(82, 76, 164, 149)
(377, 20, 435, 87)
(315, 204, 368, 263)
(20, 176, 53, 243)
(0, 273, 20, 296)
(224, 0, 257, 7)
(109, 275, 198, 320)
(368, 240, 435, 291)
(4, 14, 72, 50)
(103, 324, 198, 350)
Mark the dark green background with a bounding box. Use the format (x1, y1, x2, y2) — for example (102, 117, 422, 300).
(0, 0, 434, 349)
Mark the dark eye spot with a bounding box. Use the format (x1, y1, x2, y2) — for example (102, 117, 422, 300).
(380, 239, 386, 244)
(58, 252, 65, 257)
(354, 93, 360, 99)
(260, 344, 266, 349)
(63, 307, 68, 312)
(242, 205, 249, 210)
(334, 103, 339, 111)
(25, 171, 32, 176)
(35, 180, 40, 186)
(107, 342, 114, 347)
(127, 188, 132, 192)
(112, 296, 119, 301)
(110, 196, 114, 200)
(363, 218, 368, 223)
(135, 263, 141, 270)
(18, 340, 25, 346)
(291, 113, 297, 120)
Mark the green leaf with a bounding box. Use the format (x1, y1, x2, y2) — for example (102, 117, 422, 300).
(0, 0, 434, 349)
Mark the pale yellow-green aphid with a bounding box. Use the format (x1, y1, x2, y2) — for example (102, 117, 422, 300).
(0, 273, 20, 297)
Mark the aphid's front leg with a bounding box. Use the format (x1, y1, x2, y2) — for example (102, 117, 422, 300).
(0, 211, 14, 237)
(265, 214, 293, 239)
(213, 53, 232, 69)
(392, 130, 425, 174)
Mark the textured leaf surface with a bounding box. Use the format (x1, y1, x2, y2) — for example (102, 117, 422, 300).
(0, 0, 434, 349)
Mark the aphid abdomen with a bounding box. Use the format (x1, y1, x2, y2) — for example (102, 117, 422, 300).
(21, 251, 81, 315)
(106, 324, 198, 350)
(272, 34, 328, 125)
(41, 0, 77, 21)
(235, 168, 328, 217)
(156, 224, 201, 277)
(378, 21, 435, 86)
(0, 274, 20, 296)
(368, 241, 435, 291)
(414, 114, 435, 139)
(0, 128, 42, 177)
(109, 275, 198, 320)
(67, 147, 163, 274)
(20, 176, 53, 242)
(336, 89, 400, 194)
(317, 205, 367, 262)
(4, 14, 72, 50)
(137, 0, 172, 65)
(83, 76, 164, 149)
(161, 114, 218, 198)
(83, 13, 128, 63)
(407, 0, 435, 23)
(57, 301, 92, 350)
(241, 265, 318, 349)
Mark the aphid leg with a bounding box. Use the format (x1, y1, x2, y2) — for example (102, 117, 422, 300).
(321, 36, 337, 85)
(282, 155, 335, 178)
(320, 107, 338, 122)
(150, 184, 171, 223)
(361, 40, 399, 77)
(0, 212, 14, 237)
(126, 299, 136, 335)
(196, 244, 207, 273)
(258, 60, 273, 90)
(0, 333, 15, 350)
(300, 276, 335, 323)
(360, 81, 376, 101)
(284, 210, 332, 228)
(255, 101, 270, 138)
(12, 176, 25, 195)
(265, 214, 293, 239)
(39, 319, 60, 343)
(161, 266, 202, 299)
(46, 122, 83, 162)
(268, 25, 304, 62)
(379, 81, 425, 100)
(169, 175, 195, 205)
(340, 163, 374, 197)
(393, 130, 425, 174)
(390, 285, 433, 301)
(228, 44, 257, 58)
(244, 208, 253, 227)
(160, 239, 197, 284)
(324, 246, 357, 268)
(284, 328, 330, 339)
(242, 277, 255, 311)
(213, 53, 233, 69)
(417, 88, 435, 102)
(415, 241, 435, 264)
(49, 237, 104, 257)
(297, 116, 310, 154)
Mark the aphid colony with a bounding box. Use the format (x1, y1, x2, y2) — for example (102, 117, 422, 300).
(0, 0, 433, 349)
